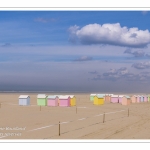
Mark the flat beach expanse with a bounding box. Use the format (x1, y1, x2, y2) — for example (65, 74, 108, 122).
(0, 92, 150, 140)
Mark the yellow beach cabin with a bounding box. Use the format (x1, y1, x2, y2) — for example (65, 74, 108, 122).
(65, 95, 76, 106)
(93, 94, 104, 105)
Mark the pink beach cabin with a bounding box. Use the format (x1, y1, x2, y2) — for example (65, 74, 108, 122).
(111, 95, 119, 103)
(58, 96, 71, 107)
(118, 95, 124, 103)
(47, 95, 59, 106)
(136, 95, 141, 103)
(144, 95, 148, 102)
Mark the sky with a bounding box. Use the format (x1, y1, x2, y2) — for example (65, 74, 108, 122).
(1, 11, 150, 93)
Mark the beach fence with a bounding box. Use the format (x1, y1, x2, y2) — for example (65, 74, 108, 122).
(24, 108, 128, 139)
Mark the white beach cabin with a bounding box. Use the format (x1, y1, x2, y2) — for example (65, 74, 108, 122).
(19, 95, 30, 106)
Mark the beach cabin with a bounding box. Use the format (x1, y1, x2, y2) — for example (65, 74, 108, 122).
(37, 94, 47, 106)
(144, 95, 148, 102)
(148, 95, 150, 102)
(59, 96, 71, 107)
(104, 94, 111, 102)
(47, 95, 59, 106)
(141, 95, 145, 102)
(90, 94, 96, 101)
(136, 95, 142, 103)
(69, 95, 76, 106)
(97, 94, 105, 100)
(111, 95, 119, 103)
(122, 96, 131, 106)
(140, 95, 144, 102)
(131, 95, 137, 103)
(65, 95, 76, 106)
(54, 95, 63, 105)
(118, 95, 124, 103)
(19, 95, 30, 106)
(93, 95, 104, 105)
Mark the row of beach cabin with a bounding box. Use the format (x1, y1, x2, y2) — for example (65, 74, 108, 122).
(90, 94, 150, 106)
(19, 94, 76, 107)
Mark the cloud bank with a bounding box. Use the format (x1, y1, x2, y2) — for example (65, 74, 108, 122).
(74, 56, 93, 61)
(91, 67, 150, 82)
(69, 23, 150, 48)
(132, 61, 150, 69)
(124, 49, 145, 57)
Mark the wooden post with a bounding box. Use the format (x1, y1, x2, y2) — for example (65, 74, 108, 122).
(103, 112, 105, 123)
(59, 121, 60, 136)
(128, 108, 129, 117)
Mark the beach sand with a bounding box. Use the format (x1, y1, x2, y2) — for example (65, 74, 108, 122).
(0, 92, 150, 140)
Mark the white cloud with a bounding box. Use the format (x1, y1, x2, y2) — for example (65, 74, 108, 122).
(69, 23, 150, 48)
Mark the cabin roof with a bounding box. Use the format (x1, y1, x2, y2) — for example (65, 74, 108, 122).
(111, 95, 118, 97)
(124, 95, 130, 98)
(47, 95, 58, 99)
(37, 94, 47, 98)
(90, 94, 97, 96)
(59, 96, 70, 99)
(118, 95, 124, 97)
(96, 94, 105, 98)
(65, 95, 75, 98)
(19, 95, 29, 98)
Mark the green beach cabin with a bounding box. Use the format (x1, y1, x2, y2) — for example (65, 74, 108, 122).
(90, 94, 96, 101)
(37, 94, 47, 106)
(148, 95, 150, 102)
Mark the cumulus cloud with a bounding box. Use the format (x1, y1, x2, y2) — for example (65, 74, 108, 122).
(69, 23, 150, 48)
(132, 61, 150, 69)
(68, 25, 79, 44)
(74, 56, 93, 61)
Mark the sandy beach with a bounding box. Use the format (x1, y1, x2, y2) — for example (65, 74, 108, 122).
(0, 92, 150, 140)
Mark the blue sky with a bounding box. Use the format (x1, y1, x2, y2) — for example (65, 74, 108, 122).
(1, 11, 150, 93)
